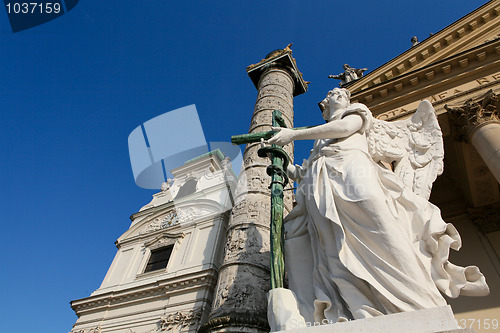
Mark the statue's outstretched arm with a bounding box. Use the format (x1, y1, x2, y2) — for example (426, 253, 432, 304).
(268, 114, 363, 146)
(355, 68, 367, 75)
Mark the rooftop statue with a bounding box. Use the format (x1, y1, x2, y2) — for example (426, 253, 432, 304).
(329, 64, 367, 86)
(266, 87, 489, 325)
(160, 178, 173, 192)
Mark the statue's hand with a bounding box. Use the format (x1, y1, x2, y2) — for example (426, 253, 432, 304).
(259, 138, 272, 159)
(268, 127, 295, 146)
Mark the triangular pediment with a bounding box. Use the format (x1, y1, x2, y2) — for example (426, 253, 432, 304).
(348, 1, 500, 93)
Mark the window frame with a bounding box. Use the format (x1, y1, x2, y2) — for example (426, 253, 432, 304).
(137, 231, 184, 278)
(143, 245, 174, 273)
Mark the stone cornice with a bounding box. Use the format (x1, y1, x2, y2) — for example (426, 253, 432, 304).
(351, 38, 500, 113)
(72, 304, 166, 328)
(349, 0, 500, 93)
(70, 269, 218, 316)
(130, 199, 175, 221)
(246, 44, 308, 96)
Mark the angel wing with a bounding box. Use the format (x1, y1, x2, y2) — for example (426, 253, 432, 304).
(367, 100, 444, 200)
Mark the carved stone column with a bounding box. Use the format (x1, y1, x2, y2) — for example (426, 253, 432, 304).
(446, 90, 500, 183)
(200, 46, 307, 333)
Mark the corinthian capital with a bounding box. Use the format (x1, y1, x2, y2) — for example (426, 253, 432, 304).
(445, 90, 500, 143)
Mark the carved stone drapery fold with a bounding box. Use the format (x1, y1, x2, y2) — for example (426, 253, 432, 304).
(445, 90, 500, 143)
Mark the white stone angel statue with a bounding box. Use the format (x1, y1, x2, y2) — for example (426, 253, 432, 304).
(267, 87, 489, 324)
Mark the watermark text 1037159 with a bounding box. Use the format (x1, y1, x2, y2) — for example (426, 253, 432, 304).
(6, 2, 61, 13)
(3, 0, 79, 32)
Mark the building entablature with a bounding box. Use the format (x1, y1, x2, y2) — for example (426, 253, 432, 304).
(351, 38, 500, 121)
(71, 268, 217, 317)
(348, 0, 500, 93)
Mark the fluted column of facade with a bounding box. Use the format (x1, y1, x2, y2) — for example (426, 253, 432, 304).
(200, 49, 307, 333)
(446, 90, 500, 183)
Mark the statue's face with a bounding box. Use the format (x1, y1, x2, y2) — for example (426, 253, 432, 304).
(324, 89, 349, 120)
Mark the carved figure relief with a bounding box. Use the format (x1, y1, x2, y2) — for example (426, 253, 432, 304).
(160, 309, 202, 332)
(211, 265, 270, 313)
(177, 207, 206, 222)
(258, 71, 294, 91)
(144, 211, 180, 233)
(224, 226, 269, 265)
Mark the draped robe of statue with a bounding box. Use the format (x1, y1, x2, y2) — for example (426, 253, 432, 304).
(283, 103, 489, 324)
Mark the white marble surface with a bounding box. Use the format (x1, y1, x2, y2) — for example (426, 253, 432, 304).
(274, 305, 460, 333)
(268, 288, 306, 332)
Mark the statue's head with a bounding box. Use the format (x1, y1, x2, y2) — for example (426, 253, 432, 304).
(343, 64, 350, 70)
(319, 88, 351, 121)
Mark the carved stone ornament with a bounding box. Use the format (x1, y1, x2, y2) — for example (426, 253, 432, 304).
(144, 232, 185, 251)
(142, 207, 208, 235)
(469, 207, 500, 234)
(144, 211, 180, 233)
(445, 90, 500, 143)
(177, 207, 205, 222)
(160, 309, 202, 332)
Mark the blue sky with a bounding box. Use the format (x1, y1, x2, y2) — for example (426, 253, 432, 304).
(0, 1, 486, 331)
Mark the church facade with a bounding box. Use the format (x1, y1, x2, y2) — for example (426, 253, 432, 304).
(70, 151, 237, 332)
